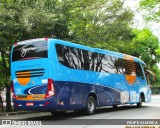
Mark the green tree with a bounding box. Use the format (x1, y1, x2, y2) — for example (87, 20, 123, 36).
(140, 0, 160, 21)
(59, 0, 134, 51)
(126, 29, 159, 66)
(0, 0, 64, 112)
(0, 2, 24, 112)
(124, 28, 160, 86)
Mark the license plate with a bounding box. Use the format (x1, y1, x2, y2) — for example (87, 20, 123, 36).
(26, 102, 34, 106)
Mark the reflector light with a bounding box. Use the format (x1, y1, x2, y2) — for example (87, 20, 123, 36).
(45, 38, 48, 41)
(13, 43, 17, 47)
(10, 81, 16, 99)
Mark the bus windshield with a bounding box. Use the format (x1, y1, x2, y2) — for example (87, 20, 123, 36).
(12, 39, 48, 62)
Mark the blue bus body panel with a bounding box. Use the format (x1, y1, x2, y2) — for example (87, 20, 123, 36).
(11, 59, 51, 95)
(11, 38, 151, 111)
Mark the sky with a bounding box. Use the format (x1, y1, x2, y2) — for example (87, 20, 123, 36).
(124, 0, 160, 41)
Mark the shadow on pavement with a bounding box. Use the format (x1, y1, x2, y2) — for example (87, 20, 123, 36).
(24, 105, 148, 120)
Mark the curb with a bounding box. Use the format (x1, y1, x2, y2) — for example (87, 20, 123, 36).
(0, 111, 39, 116)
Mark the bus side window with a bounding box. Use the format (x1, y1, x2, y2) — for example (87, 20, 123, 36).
(124, 60, 136, 76)
(135, 63, 144, 79)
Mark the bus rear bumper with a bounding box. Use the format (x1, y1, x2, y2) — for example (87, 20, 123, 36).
(13, 98, 65, 111)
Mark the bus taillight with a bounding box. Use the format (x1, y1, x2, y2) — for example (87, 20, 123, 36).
(13, 43, 17, 47)
(45, 79, 55, 99)
(10, 81, 16, 99)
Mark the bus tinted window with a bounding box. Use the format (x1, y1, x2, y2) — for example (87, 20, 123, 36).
(135, 63, 144, 79)
(12, 40, 48, 62)
(56, 44, 124, 74)
(56, 44, 92, 70)
(101, 55, 125, 74)
(124, 60, 136, 75)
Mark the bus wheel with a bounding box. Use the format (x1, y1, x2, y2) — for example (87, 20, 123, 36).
(85, 96, 96, 115)
(113, 105, 118, 109)
(137, 95, 142, 108)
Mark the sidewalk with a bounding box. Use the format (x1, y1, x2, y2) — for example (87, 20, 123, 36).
(0, 101, 39, 116)
(0, 111, 39, 116)
(0, 102, 39, 116)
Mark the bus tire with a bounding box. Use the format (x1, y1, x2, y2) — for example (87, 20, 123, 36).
(85, 96, 96, 115)
(137, 95, 142, 108)
(113, 105, 118, 109)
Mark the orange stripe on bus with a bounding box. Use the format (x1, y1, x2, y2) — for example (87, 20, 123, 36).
(17, 71, 30, 85)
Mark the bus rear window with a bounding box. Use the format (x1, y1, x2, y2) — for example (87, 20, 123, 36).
(12, 39, 48, 62)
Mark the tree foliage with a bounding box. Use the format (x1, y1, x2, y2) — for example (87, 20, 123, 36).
(140, 0, 160, 21)
(139, 0, 160, 85)
(124, 28, 160, 86)
(61, 0, 134, 51)
(0, 0, 60, 112)
(127, 29, 159, 66)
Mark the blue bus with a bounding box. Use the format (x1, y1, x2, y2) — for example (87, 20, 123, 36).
(10, 38, 154, 115)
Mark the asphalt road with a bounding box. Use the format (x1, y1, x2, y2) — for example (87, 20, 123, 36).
(0, 95, 160, 128)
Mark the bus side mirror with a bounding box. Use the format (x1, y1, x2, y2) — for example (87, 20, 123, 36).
(146, 70, 156, 81)
(154, 75, 156, 81)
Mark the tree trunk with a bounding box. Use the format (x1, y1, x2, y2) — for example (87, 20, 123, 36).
(0, 95, 4, 111)
(6, 83, 12, 112)
(0, 47, 12, 112)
